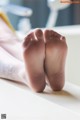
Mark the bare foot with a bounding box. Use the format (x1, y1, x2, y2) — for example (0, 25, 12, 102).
(23, 29, 46, 92)
(44, 29, 68, 91)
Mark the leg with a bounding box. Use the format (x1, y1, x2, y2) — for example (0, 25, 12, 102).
(23, 29, 46, 92)
(0, 18, 23, 61)
(0, 47, 26, 84)
(44, 29, 68, 91)
(0, 41, 23, 61)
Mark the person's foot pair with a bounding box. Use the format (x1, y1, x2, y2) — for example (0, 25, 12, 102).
(23, 29, 68, 92)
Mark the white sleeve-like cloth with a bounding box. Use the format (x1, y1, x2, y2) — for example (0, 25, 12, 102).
(0, 47, 27, 84)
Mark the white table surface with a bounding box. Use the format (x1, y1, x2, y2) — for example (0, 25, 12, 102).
(0, 78, 80, 120)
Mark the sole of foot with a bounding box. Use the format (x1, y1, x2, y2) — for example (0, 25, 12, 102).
(44, 29, 68, 91)
(23, 29, 46, 92)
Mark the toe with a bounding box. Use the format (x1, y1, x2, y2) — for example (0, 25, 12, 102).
(23, 32, 35, 48)
(44, 29, 63, 42)
(35, 29, 43, 41)
(60, 36, 66, 42)
(44, 30, 50, 42)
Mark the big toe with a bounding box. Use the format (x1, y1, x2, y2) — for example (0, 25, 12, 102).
(35, 28, 43, 41)
(44, 29, 65, 42)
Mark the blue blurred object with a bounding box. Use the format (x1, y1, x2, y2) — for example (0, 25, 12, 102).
(0, 2, 33, 33)
(46, 0, 70, 27)
(4, 4, 32, 17)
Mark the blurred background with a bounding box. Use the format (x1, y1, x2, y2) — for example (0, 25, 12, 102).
(1, 0, 80, 31)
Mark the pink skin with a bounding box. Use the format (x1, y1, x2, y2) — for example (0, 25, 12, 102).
(23, 29, 46, 92)
(44, 30, 68, 91)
